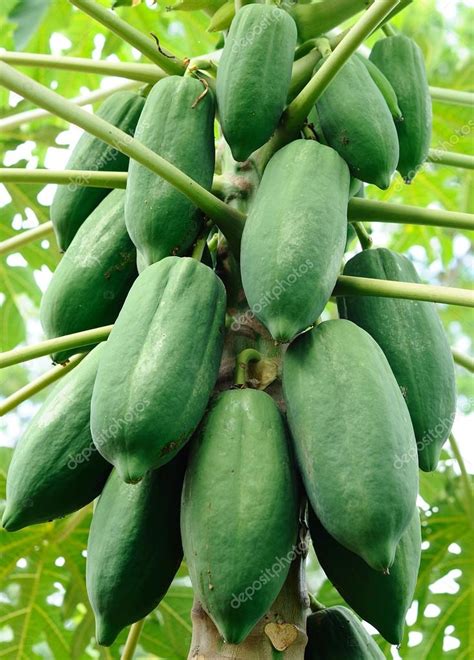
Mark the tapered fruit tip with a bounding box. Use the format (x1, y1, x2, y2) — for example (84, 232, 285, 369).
(218, 620, 251, 646)
(115, 456, 145, 485)
(95, 618, 120, 647)
(2, 508, 21, 532)
(419, 451, 439, 473)
(267, 319, 295, 345)
(363, 544, 396, 573)
(375, 173, 392, 190)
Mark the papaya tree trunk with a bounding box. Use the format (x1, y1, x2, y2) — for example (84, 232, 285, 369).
(187, 552, 308, 659)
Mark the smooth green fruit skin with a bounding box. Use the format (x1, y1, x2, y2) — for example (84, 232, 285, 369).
(90, 257, 226, 483)
(241, 140, 350, 343)
(305, 606, 384, 659)
(2, 346, 111, 532)
(86, 454, 185, 646)
(354, 53, 403, 122)
(315, 55, 399, 189)
(181, 389, 299, 645)
(125, 76, 215, 267)
(309, 508, 421, 645)
(51, 91, 144, 251)
(338, 248, 456, 472)
(40, 190, 136, 364)
(370, 35, 432, 182)
(216, 4, 297, 161)
(282, 319, 418, 571)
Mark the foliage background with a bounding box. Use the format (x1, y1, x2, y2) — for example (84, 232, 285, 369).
(0, 0, 472, 658)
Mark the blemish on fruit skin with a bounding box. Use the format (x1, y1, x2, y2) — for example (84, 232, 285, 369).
(159, 440, 179, 457)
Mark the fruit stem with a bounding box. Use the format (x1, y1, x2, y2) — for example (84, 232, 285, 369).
(428, 149, 474, 170)
(0, 222, 54, 256)
(0, 51, 165, 83)
(0, 63, 246, 257)
(191, 236, 207, 261)
(121, 619, 145, 660)
(451, 348, 474, 372)
(382, 22, 397, 36)
(348, 197, 474, 231)
(69, 0, 185, 75)
(0, 169, 128, 188)
(0, 326, 113, 369)
(429, 86, 474, 107)
(0, 80, 140, 132)
(308, 594, 325, 613)
(353, 222, 373, 250)
(0, 353, 87, 416)
(448, 434, 474, 525)
(234, 348, 262, 386)
(333, 275, 474, 308)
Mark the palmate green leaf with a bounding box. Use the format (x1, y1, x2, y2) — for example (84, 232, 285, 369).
(7, 0, 52, 50)
(398, 468, 474, 659)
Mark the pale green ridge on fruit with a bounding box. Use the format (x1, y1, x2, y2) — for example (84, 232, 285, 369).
(2, 345, 111, 532)
(354, 53, 403, 122)
(337, 248, 456, 472)
(125, 76, 215, 267)
(370, 35, 432, 182)
(282, 319, 418, 571)
(40, 190, 136, 364)
(86, 454, 185, 647)
(308, 508, 421, 646)
(305, 605, 385, 659)
(51, 91, 144, 251)
(216, 4, 297, 162)
(181, 389, 299, 645)
(315, 55, 399, 189)
(90, 256, 226, 483)
(240, 139, 350, 343)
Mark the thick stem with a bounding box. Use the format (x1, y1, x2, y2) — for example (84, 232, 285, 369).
(353, 222, 373, 250)
(121, 620, 145, 660)
(0, 169, 127, 188)
(0, 326, 113, 369)
(449, 434, 474, 525)
(428, 149, 474, 170)
(348, 197, 474, 232)
(0, 63, 245, 256)
(234, 348, 262, 386)
(452, 348, 474, 372)
(0, 52, 164, 83)
(0, 222, 53, 256)
(429, 86, 474, 107)
(0, 353, 86, 416)
(69, 0, 185, 75)
(0, 80, 139, 131)
(333, 275, 474, 307)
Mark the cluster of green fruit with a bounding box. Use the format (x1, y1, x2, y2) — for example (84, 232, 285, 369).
(3, 4, 457, 656)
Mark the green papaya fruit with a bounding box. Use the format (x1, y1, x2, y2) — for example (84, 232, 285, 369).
(354, 53, 403, 122)
(308, 507, 421, 645)
(337, 248, 456, 472)
(240, 139, 350, 343)
(2, 346, 111, 532)
(305, 606, 384, 659)
(181, 388, 299, 645)
(51, 91, 144, 251)
(91, 256, 226, 483)
(315, 55, 399, 189)
(86, 454, 185, 646)
(40, 189, 136, 364)
(282, 319, 418, 571)
(370, 35, 432, 182)
(125, 76, 215, 267)
(216, 4, 297, 161)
